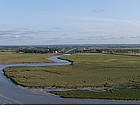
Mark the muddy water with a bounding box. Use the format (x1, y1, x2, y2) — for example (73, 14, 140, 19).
(0, 55, 140, 105)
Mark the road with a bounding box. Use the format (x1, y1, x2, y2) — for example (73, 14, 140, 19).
(0, 55, 140, 105)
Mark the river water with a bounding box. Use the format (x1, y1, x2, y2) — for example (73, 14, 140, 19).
(0, 55, 140, 105)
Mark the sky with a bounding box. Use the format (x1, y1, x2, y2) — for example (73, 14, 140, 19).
(1, 0, 140, 45)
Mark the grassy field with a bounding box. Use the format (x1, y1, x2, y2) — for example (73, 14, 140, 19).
(0, 52, 54, 64)
(51, 88, 140, 100)
(4, 53, 140, 88)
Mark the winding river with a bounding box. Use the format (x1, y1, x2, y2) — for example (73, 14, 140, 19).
(0, 55, 140, 105)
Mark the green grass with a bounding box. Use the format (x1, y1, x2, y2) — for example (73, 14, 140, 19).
(0, 52, 54, 64)
(52, 88, 140, 100)
(4, 53, 140, 88)
(3, 52, 140, 100)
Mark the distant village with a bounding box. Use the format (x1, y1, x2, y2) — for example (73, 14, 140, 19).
(0, 45, 139, 54)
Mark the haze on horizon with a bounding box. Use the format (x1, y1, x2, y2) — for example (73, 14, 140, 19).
(1, 0, 140, 45)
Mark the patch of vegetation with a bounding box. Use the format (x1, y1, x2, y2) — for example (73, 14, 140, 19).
(15, 47, 61, 54)
(51, 88, 140, 100)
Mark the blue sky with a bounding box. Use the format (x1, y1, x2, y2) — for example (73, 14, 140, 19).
(1, 0, 140, 45)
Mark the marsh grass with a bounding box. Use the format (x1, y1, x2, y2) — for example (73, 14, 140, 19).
(4, 53, 140, 88)
(51, 88, 140, 100)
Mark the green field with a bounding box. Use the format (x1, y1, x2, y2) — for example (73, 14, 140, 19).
(4, 53, 140, 88)
(0, 52, 53, 64)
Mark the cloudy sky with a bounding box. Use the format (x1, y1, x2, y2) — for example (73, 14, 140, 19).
(1, 0, 140, 45)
